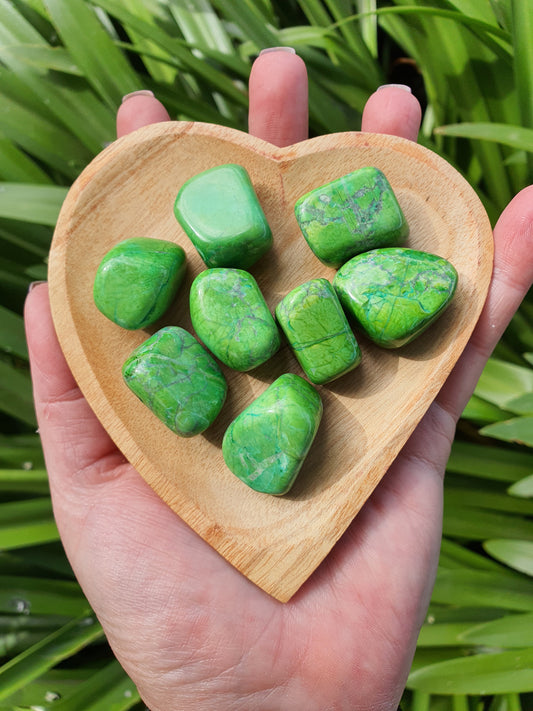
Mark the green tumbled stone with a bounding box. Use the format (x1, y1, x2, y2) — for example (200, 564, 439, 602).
(190, 268, 280, 371)
(333, 248, 458, 348)
(222, 373, 322, 495)
(122, 326, 227, 437)
(276, 278, 361, 384)
(93, 237, 186, 330)
(174, 164, 272, 269)
(294, 166, 409, 267)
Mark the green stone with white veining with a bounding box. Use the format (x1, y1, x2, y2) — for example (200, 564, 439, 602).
(190, 268, 280, 371)
(93, 237, 186, 329)
(333, 248, 458, 348)
(276, 278, 361, 384)
(122, 326, 227, 437)
(295, 166, 408, 267)
(174, 164, 272, 269)
(222, 373, 322, 495)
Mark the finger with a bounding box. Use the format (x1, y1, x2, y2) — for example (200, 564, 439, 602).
(437, 184, 533, 418)
(116, 90, 170, 139)
(24, 283, 125, 480)
(361, 85, 422, 142)
(248, 48, 308, 147)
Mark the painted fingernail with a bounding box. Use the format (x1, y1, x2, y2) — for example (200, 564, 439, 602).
(259, 47, 296, 56)
(377, 84, 412, 93)
(28, 281, 47, 293)
(121, 90, 155, 103)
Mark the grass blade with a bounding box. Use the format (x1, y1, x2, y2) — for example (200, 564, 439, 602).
(432, 568, 533, 611)
(0, 184, 67, 226)
(0, 361, 36, 427)
(0, 499, 58, 549)
(408, 647, 533, 694)
(0, 614, 104, 702)
(481, 416, 533, 447)
(43, 0, 139, 108)
(460, 612, 533, 648)
(435, 122, 533, 152)
(483, 539, 533, 576)
(447, 440, 533, 482)
(46, 659, 139, 711)
(443, 505, 533, 541)
(0, 469, 49, 495)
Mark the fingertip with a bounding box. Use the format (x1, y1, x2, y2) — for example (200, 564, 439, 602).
(249, 49, 308, 147)
(116, 93, 171, 139)
(362, 85, 422, 142)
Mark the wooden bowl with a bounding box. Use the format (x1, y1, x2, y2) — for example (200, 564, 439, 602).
(48, 122, 493, 601)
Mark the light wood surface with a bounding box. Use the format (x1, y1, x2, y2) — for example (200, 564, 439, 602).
(48, 122, 493, 601)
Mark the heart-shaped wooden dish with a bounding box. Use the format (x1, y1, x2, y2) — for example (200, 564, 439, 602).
(49, 122, 493, 601)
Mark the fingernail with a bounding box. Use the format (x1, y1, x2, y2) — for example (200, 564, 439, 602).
(377, 84, 412, 93)
(28, 281, 47, 293)
(259, 47, 296, 56)
(121, 90, 155, 103)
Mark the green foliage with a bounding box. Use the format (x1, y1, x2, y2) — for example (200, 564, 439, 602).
(0, 0, 531, 708)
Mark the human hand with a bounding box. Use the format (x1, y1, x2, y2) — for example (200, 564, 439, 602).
(25, 49, 533, 711)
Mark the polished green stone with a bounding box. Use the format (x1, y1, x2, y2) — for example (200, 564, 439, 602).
(174, 164, 272, 269)
(122, 326, 227, 437)
(276, 278, 361, 384)
(223, 373, 322, 495)
(93, 237, 186, 330)
(190, 268, 280, 371)
(333, 248, 458, 348)
(294, 166, 408, 267)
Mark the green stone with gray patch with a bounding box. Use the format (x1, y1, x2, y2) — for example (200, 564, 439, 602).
(295, 166, 408, 267)
(190, 268, 280, 371)
(333, 248, 458, 348)
(276, 278, 361, 384)
(122, 326, 227, 437)
(222, 373, 322, 495)
(93, 237, 186, 329)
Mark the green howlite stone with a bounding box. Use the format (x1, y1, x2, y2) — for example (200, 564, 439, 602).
(294, 166, 409, 267)
(222, 373, 322, 495)
(333, 248, 458, 348)
(122, 326, 227, 437)
(174, 164, 272, 269)
(190, 268, 280, 371)
(93, 237, 186, 329)
(276, 278, 361, 384)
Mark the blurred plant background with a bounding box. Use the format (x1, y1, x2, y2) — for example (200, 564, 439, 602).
(0, 0, 532, 708)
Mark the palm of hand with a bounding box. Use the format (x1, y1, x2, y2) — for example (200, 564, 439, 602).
(25, 51, 533, 711)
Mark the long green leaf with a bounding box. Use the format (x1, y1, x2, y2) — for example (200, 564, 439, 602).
(0, 614, 104, 702)
(43, 0, 139, 108)
(481, 416, 533, 447)
(0, 306, 28, 360)
(45, 660, 139, 711)
(447, 441, 533, 482)
(432, 569, 533, 611)
(0, 133, 52, 184)
(0, 499, 58, 549)
(483, 539, 533, 576)
(443, 505, 533, 541)
(460, 612, 533, 647)
(0, 184, 67, 226)
(435, 122, 533, 152)
(90, 0, 248, 106)
(508, 474, 533, 499)
(0, 360, 36, 426)
(474, 358, 533, 409)
(0, 470, 48, 494)
(408, 647, 533, 694)
(0, 576, 87, 619)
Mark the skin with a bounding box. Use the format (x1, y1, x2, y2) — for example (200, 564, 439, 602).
(25, 51, 533, 711)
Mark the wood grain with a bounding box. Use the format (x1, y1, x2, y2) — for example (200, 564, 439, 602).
(48, 122, 493, 601)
